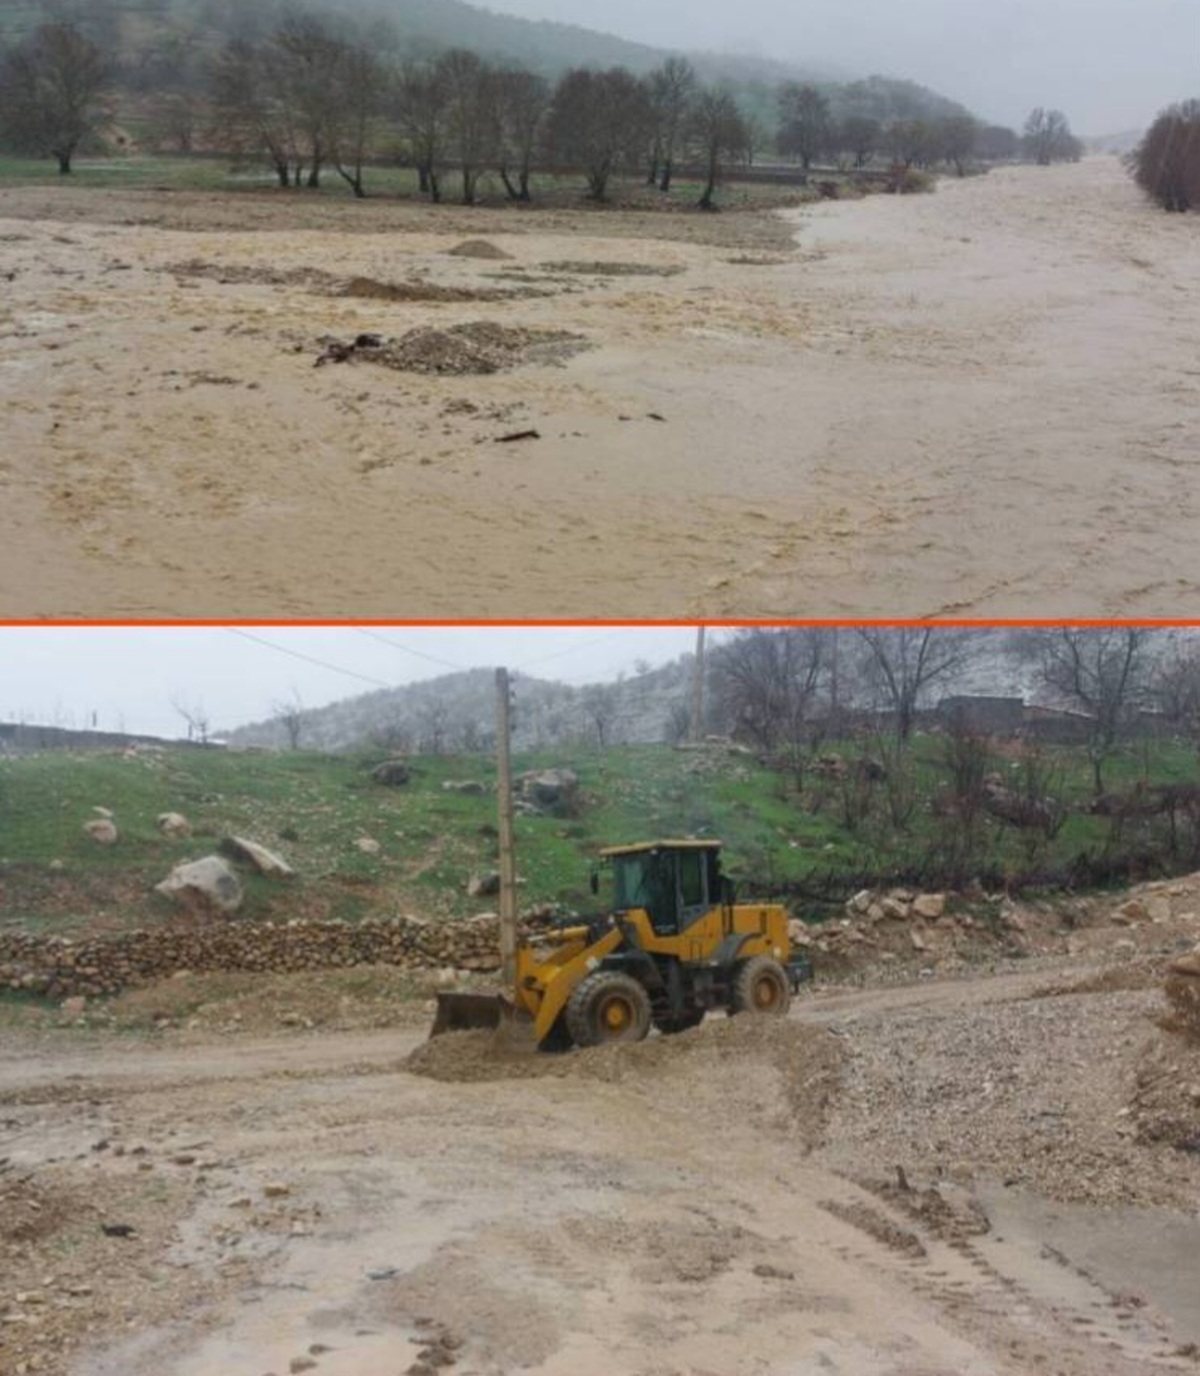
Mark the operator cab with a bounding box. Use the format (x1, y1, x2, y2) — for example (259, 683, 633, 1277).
(600, 839, 727, 936)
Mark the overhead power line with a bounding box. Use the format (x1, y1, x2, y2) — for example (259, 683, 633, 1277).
(226, 629, 397, 689)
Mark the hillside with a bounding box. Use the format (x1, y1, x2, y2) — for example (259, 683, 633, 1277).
(4, 730, 1200, 942)
(0, 0, 975, 127)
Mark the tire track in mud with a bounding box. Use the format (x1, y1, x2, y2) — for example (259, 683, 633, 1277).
(814, 1174, 1192, 1373)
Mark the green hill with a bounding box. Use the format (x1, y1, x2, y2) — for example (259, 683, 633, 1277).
(2, 734, 1197, 940)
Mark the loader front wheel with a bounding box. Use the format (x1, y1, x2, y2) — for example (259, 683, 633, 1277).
(566, 971, 652, 1047)
(731, 956, 791, 1017)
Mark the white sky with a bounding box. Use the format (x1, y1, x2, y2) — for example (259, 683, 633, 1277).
(0, 626, 706, 739)
(490, 0, 1199, 133)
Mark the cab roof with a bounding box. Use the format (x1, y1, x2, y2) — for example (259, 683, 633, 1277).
(599, 838, 722, 857)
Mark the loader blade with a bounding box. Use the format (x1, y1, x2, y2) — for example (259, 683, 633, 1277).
(430, 992, 509, 1037)
(429, 992, 539, 1052)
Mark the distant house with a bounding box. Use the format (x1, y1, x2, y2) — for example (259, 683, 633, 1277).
(936, 695, 1026, 736)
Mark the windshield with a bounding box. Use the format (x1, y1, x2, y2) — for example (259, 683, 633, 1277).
(611, 854, 652, 911)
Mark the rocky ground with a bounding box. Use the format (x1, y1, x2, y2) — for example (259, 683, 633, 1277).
(2, 875, 1200, 1376)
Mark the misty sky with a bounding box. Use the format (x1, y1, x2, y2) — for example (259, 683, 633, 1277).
(489, 0, 1197, 133)
(0, 626, 704, 739)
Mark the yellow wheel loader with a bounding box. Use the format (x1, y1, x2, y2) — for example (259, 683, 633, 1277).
(431, 839, 811, 1050)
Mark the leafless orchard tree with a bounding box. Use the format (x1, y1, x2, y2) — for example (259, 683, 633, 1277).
(437, 49, 498, 205)
(493, 67, 549, 202)
(1025, 627, 1157, 795)
(853, 627, 978, 742)
(0, 22, 110, 174)
(644, 56, 695, 191)
(547, 66, 650, 201)
(776, 82, 831, 170)
(688, 88, 748, 210)
(392, 58, 448, 201)
(1022, 107, 1081, 165)
(171, 694, 211, 745)
(711, 628, 831, 785)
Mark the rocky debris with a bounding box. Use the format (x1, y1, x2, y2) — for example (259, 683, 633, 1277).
(83, 817, 118, 845)
(339, 276, 514, 303)
(911, 893, 946, 921)
(447, 238, 513, 259)
(220, 837, 295, 878)
(467, 872, 500, 898)
(154, 856, 243, 917)
(157, 811, 192, 839)
(1164, 949, 1200, 1042)
(355, 837, 381, 855)
(314, 322, 588, 376)
(370, 759, 410, 786)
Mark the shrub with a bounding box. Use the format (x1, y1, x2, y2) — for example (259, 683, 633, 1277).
(1129, 100, 1200, 212)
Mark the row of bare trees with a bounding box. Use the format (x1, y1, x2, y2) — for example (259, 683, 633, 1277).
(1130, 100, 1200, 213)
(711, 626, 1200, 797)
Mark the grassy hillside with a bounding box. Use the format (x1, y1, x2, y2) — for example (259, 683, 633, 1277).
(3, 734, 1199, 938)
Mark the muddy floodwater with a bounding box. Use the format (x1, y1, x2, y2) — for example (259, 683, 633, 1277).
(1, 157, 1197, 619)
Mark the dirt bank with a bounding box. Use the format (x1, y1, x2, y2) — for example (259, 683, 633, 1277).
(2, 158, 1196, 618)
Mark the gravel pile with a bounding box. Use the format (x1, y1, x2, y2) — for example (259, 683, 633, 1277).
(816, 980, 1200, 1209)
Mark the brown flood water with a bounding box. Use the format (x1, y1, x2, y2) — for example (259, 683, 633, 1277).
(1, 157, 1197, 620)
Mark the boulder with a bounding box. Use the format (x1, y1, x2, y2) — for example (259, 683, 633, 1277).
(849, 890, 873, 916)
(468, 872, 500, 898)
(1168, 952, 1200, 979)
(355, 837, 381, 855)
(83, 818, 118, 845)
(157, 812, 192, 840)
(912, 893, 946, 920)
(518, 768, 578, 811)
(221, 836, 295, 878)
(155, 856, 243, 915)
(371, 759, 410, 786)
(442, 780, 486, 796)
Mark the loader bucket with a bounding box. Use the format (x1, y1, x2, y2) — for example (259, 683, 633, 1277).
(429, 992, 539, 1052)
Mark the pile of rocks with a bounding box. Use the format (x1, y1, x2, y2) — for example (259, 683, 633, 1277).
(0, 910, 559, 1000)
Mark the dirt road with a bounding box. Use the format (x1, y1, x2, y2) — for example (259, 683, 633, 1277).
(3, 958, 1198, 1376)
(1, 157, 1196, 619)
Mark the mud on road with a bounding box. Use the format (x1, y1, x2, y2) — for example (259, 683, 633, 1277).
(3, 948, 1200, 1376)
(2, 157, 1198, 619)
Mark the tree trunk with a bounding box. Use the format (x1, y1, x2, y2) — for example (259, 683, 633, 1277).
(461, 167, 476, 205)
(499, 168, 519, 200)
(57, 152, 72, 175)
(698, 164, 716, 210)
(659, 159, 673, 193)
(428, 170, 441, 204)
(417, 162, 430, 193)
(517, 165, 531, 202)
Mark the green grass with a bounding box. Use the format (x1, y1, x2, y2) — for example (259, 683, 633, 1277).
(2, 735, 1197, 937)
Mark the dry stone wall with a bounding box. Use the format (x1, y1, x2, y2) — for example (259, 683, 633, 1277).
(0, 912, 555, 999)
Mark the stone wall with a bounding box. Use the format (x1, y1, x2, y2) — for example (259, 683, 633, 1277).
(0, 912, 554, 998)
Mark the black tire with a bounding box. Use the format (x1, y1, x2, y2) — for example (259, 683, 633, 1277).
(566, 971, 653, 1047)
(730, 956, 791, 1017)
(653, 1008, 706, 1035)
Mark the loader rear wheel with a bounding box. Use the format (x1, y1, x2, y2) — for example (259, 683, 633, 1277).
(566, 971, 652, 1047)
(731, 956, 791, 1017)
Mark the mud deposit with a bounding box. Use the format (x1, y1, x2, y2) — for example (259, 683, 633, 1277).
(3, 947, 1200, 1376)
(2, 158, 1197, 617)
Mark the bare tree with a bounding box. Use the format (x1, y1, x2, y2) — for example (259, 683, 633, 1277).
(933, 114, 979, 175)
(393, 58, 447, 201)
(1022, 107, 1081, 165)
(171, 695, 211, 744)
(712, 628, 830, 785)
(854, 628, 977, 741)
(494, 67, 549, 202)
(548, 67, 650, 201)
(437, 49, 497, 205)
(1030, 627, 1155, 794)
(580, 683, 620, 747)
(777, 83, 831, 170)
(272, 691, 305, 750)
(689, 88, 748, 210)
(329, 42, 383, 198)
(836, 114, 881, 168)
(644, 56, 695, 191)
(0, 22, 109, 174)
(1129, 100, 1200, 213)
(209, 38, 299, 186)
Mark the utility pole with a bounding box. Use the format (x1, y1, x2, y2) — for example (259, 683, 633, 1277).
(689, 626, 706, 743)
(494, 667, 518, 996)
